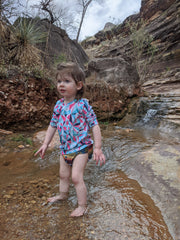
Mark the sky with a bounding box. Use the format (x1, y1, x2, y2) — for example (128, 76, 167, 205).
(22, 0, 141, 41)
(80, 0, 141, 40)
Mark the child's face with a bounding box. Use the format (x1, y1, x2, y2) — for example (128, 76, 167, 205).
(56, 73, 82, 101)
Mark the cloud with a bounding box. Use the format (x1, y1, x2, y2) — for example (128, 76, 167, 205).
(20, 0, 141, 40)
(80, 0, 141, 40)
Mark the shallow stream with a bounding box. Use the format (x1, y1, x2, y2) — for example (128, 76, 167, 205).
(0, 124, 179, 240)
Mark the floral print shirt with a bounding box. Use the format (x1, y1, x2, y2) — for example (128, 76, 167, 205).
(50, 98, 98, 154)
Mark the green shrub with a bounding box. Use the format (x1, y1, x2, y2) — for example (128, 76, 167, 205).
(11, 134, 33, 145)
(54, 53, 67, 65)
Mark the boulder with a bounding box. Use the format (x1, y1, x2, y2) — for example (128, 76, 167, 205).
(85, 56, 140, 120)
(103, 22, 115, 31)
(36, 19, 89, 69)
(88, 56, 140, 96)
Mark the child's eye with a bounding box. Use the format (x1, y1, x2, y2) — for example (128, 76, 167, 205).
(57, 80, 61, 83)
(65, 79, 70, 83)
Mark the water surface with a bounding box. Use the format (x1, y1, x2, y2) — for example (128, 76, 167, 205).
(0, 126, 177, 240)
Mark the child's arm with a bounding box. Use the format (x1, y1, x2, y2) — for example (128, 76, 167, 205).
(92, 124, 106, 166)
(34, 125, 56, 159)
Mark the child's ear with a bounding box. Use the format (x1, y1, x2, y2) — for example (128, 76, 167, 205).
(77, 81, 83, 90)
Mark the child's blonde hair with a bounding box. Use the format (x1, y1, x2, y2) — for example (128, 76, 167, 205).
(56, 62, 85, 100)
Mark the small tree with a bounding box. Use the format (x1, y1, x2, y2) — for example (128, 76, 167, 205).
(76, 0, 93, 42)
(32, 0, 75, 30)
(39, 0, 57, 24)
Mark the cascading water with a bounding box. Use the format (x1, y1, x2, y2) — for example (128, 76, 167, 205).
(143, 108, 158, 123)
(128, 94, 180, 138)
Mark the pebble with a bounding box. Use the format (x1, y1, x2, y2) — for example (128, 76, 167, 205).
(8, 190, 15, 195)
(3, 194, 12, 199)
(18, 145, 25, 149)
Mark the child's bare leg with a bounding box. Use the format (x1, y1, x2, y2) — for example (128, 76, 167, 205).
(48, 155, 71, 202)
(70, 153, 88, 217)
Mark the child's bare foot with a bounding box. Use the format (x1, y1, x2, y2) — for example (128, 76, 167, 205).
(70, 205, 87, 217)
(48, 192, 68, 203)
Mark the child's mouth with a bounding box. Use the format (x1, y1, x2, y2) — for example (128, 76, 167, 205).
(60, 89, 65, 93)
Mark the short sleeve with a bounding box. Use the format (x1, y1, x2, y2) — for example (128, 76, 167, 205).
(81, 99, 98, 128)
(50, 100, 62, 128)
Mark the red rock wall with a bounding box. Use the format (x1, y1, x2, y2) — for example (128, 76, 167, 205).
(0, 75, 59, 131)
(140, 0, 176, 20)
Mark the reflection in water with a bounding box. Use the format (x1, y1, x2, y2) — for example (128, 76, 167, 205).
(83, 157, 173, 240)
(0, 127, 175, 240)
(84, 169, 172, 240)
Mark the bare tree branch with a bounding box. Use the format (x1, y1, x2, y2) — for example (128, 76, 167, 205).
(39, 0, 57, 24)
(76, 0, 93, 42)
(0, 0, 19, 21)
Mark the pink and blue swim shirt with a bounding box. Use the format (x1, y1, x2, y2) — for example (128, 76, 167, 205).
(50, 98, 98, 155)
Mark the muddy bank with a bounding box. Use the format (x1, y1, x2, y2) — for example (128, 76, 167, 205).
(0, 167, 174, 240)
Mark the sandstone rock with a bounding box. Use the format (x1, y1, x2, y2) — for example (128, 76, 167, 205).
(103, 22, 115, 31)
(88, 56, 139, 96)
(83, 0, 180, 127)
(140, 0, 176, 20)
(35, 19, 89, 69)
(84, 56, 140, 120)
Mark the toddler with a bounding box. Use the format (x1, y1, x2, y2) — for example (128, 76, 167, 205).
(35, 62, 105, 217)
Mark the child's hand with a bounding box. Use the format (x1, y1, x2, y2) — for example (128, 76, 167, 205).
(34, 143, 48, 159)
(93, 148, 106, 166)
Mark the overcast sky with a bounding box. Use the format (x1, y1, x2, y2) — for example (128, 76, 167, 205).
(23, 0, 141, 41)
(80, 0, 141, 40)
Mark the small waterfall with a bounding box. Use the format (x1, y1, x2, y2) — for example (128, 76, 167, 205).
(128, 94, 180, 140)
(143, 109, 158, 123)
(133, 97, 165, 127)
